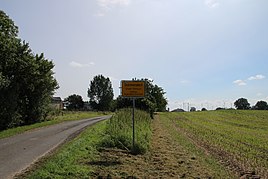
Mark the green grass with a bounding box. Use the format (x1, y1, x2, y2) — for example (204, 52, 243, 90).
(26, 119, 107, 179)
(0, 111, 107, 139)
(100, 108, 152, 154)
(163, 110, 268, 177)
(25, 109, 151, 178)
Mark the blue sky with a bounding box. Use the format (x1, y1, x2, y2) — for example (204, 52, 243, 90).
(1, 0, 268, 110)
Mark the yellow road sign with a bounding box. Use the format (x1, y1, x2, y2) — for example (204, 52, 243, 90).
(121, 81, 145, 98)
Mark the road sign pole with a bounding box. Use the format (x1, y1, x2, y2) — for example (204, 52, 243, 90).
(132, 98, 135, 150)
(121, 80, 145, 152)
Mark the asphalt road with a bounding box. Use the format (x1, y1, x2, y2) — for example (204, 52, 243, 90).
(0, 115, 111, 179)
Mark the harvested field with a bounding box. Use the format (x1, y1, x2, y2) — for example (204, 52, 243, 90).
(25, 110, 267, 178)
(89, 114, 234, 178)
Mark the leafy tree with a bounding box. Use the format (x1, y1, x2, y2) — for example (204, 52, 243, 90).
(88, 75, 114, 111)
(0, 10, 58, 129)
(19, 53, 58, 124)
(201, 108, 207, 111)
(116, 79, 167, 117)
(148, 82, 167, 112)
(234, 98, 250, 110)
(64, 94, 84, 110)
(0, 10, 21, 129)
(254, 101, 268, 110)
(190, 107, 196, 112)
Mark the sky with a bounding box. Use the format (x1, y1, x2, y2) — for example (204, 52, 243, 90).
(1, 0, 268, 110)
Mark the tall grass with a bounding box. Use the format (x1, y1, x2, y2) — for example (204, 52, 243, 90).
(100, 108, 152, 154)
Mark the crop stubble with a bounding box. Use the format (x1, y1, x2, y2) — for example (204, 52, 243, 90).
(89, 115, 232, 178)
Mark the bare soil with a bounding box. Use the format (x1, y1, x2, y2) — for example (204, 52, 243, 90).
(88, 116, 227, 178)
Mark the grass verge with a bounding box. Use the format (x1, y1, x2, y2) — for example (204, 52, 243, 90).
(22, 119, 107, 179)
(18, 109, 151, 178)
(0, 111, 106, 139)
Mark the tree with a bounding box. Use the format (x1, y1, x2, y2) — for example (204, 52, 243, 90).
(115, 79, 168, 117)
(149, 83, 167, 112)
(254, 101, 268, 110)
(190, 107, 196, 112)
(0, 10, 21, 129)
(18, 53, 58, 124)
(201, 108, 207, 111)
(64, 94, 84, 110)
(88, 75, 114, 111)
(0, 10, 58, 129)
(234, 98, 250, 110)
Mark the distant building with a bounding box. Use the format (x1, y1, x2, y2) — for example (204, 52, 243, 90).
(50, 97, 63, 110)
(63, 101, 70, 110)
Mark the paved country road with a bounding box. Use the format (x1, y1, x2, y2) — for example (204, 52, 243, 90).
(0, 115, 111, 179)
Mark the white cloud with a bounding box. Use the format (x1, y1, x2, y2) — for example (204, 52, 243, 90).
(69, 61, 95, 68)
(205, 0, 220, 8)
(96, 0, 130, 16)
(233, 80, 247, 86)
(233, 74, 265, 86)
(248, 74, 265, 81)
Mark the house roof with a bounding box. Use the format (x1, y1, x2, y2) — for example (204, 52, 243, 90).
(51, 97, 62, 103)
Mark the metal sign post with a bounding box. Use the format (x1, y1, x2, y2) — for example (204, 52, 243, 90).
(132, 98, 135, 148)
(121, 80, 145, 150)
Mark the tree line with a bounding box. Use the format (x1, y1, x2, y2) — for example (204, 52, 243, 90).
(234, 98, 268, 110)
(196, 98, 268, 111)
(65, 75, 168, 118)
(0, 11, 58, 130)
